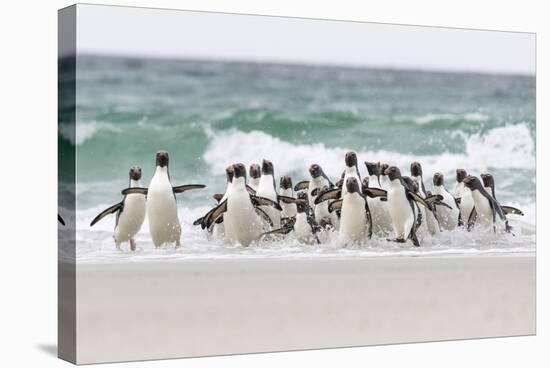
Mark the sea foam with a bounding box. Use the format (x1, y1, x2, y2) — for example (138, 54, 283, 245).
(203, 123, 535, 179)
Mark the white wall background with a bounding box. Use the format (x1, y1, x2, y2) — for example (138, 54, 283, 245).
(0, 1, 546, 367)
(76, 4, 535, 75)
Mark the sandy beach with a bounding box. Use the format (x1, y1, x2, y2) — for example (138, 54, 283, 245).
(74, 255, 535, 364)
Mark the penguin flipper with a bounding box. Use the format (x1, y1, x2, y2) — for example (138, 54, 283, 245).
(364, 187, 387, 199)
(193, 216, 204, 226)
(407, 191, 430, 208)
(261, 219, 295, 237)
(121, 187, 148, 195)
(204, 200, 228, 229)
(255, 207, 274, 227)
(212, 193, 224, 202)
(246, 185, 256, 196)
(501, 206, 524, 216)
(250, 195, 283, 210)
(409, 230, 420, 247)
(58, 214, 66, 226)
(90, 202, 123, 226)
(365, 202, 373, 239)
(467, 208, 477, 231)
(172, 184, 206, 194)
(314, 188, 341, 205)
(278, 195, 297, 204)
(328, 199, 343, 213)
(294, 181, 310, 191)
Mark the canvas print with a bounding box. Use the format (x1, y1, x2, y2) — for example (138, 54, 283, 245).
(58, 4, 536, 364)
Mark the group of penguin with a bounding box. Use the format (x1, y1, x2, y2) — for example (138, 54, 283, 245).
(85, 150, 524, 251)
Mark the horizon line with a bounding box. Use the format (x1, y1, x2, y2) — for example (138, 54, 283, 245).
(75, 51, 536, 78)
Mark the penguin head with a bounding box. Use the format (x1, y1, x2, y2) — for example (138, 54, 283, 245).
(364, 161, 379, 176)
(345, 177, 360, 194)
(456, 169, 468, 183)
(345, 151, 357, 168)
(225, 165, 234, 183)
(232, 163, 247, 180)
(262, 159, 274, 176)
(280, 176, 292, 190)
(129, 166, 142, 181)
(463, 175, 482, 191)
(361, 177, 369, 192)
(410, 161, 423, 177)
(379, 163, 389, 176)
(433, 172, 444, 187)
(156, 151, 169, 168)
(296, 192, 308, 202)
(249, 164, 261, 179)
(296, 199, 308, 213)
(384, 166, 401, 181)
(480, 173, 494, 188)
(309, 164, 323, 178)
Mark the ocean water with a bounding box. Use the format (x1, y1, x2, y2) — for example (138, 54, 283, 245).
(59, 55, 536, 262)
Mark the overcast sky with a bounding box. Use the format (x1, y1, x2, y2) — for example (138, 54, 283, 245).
(76, 4, 535, 75)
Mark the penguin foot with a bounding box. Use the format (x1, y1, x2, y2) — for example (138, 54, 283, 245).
(130, 239, 136, 252)
(386, 237, 406, 243)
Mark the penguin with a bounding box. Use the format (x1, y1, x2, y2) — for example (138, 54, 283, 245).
(257, 159, 281, 228)
(340, 151, 361, 198)
(383, 166, 442, 247)
(410, 161, 440, 235)
(248, 163, 261, 192)
(195, 165, 235, 236)
(261, 198, 321, 244)
(256, 159, 297, 228)
(279, 176, 297, 220)
(432, 172, 460, 231)
(334, 177, 372, 243)
(122, 151, 206, 248)
(294, 164, 334, 208)
(294, 164, 335, 227)
(480, 173, 524, 216)
(201, 163, 282, 246)
(364, 161, 393, 236)
(90, 166, 146, 250)
(453, 168, 475, 228)
(462, 176, 512, 233)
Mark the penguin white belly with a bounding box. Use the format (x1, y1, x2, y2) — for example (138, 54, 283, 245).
(453, 182, 464, 198)
(114, 194, 146, 244)
(459, 188, 475, 224)
(380, 176, 390, 190)
(471, 191, 495, 227)
(339, 194, 367, 242)
(368, 197, 393, 236)
(249, 178, 260, 193)
(280, 188, 297, 218)
(387, 185, 415, 239)
(294, 213, 313, 243)
(432, 187, 459, 230)
(307, 177, 329, 207)
(147, 178, 181, 247)
(257, 177, 281, 228)
(314, 201, 331, 222)
(224, 190, 263, 246)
